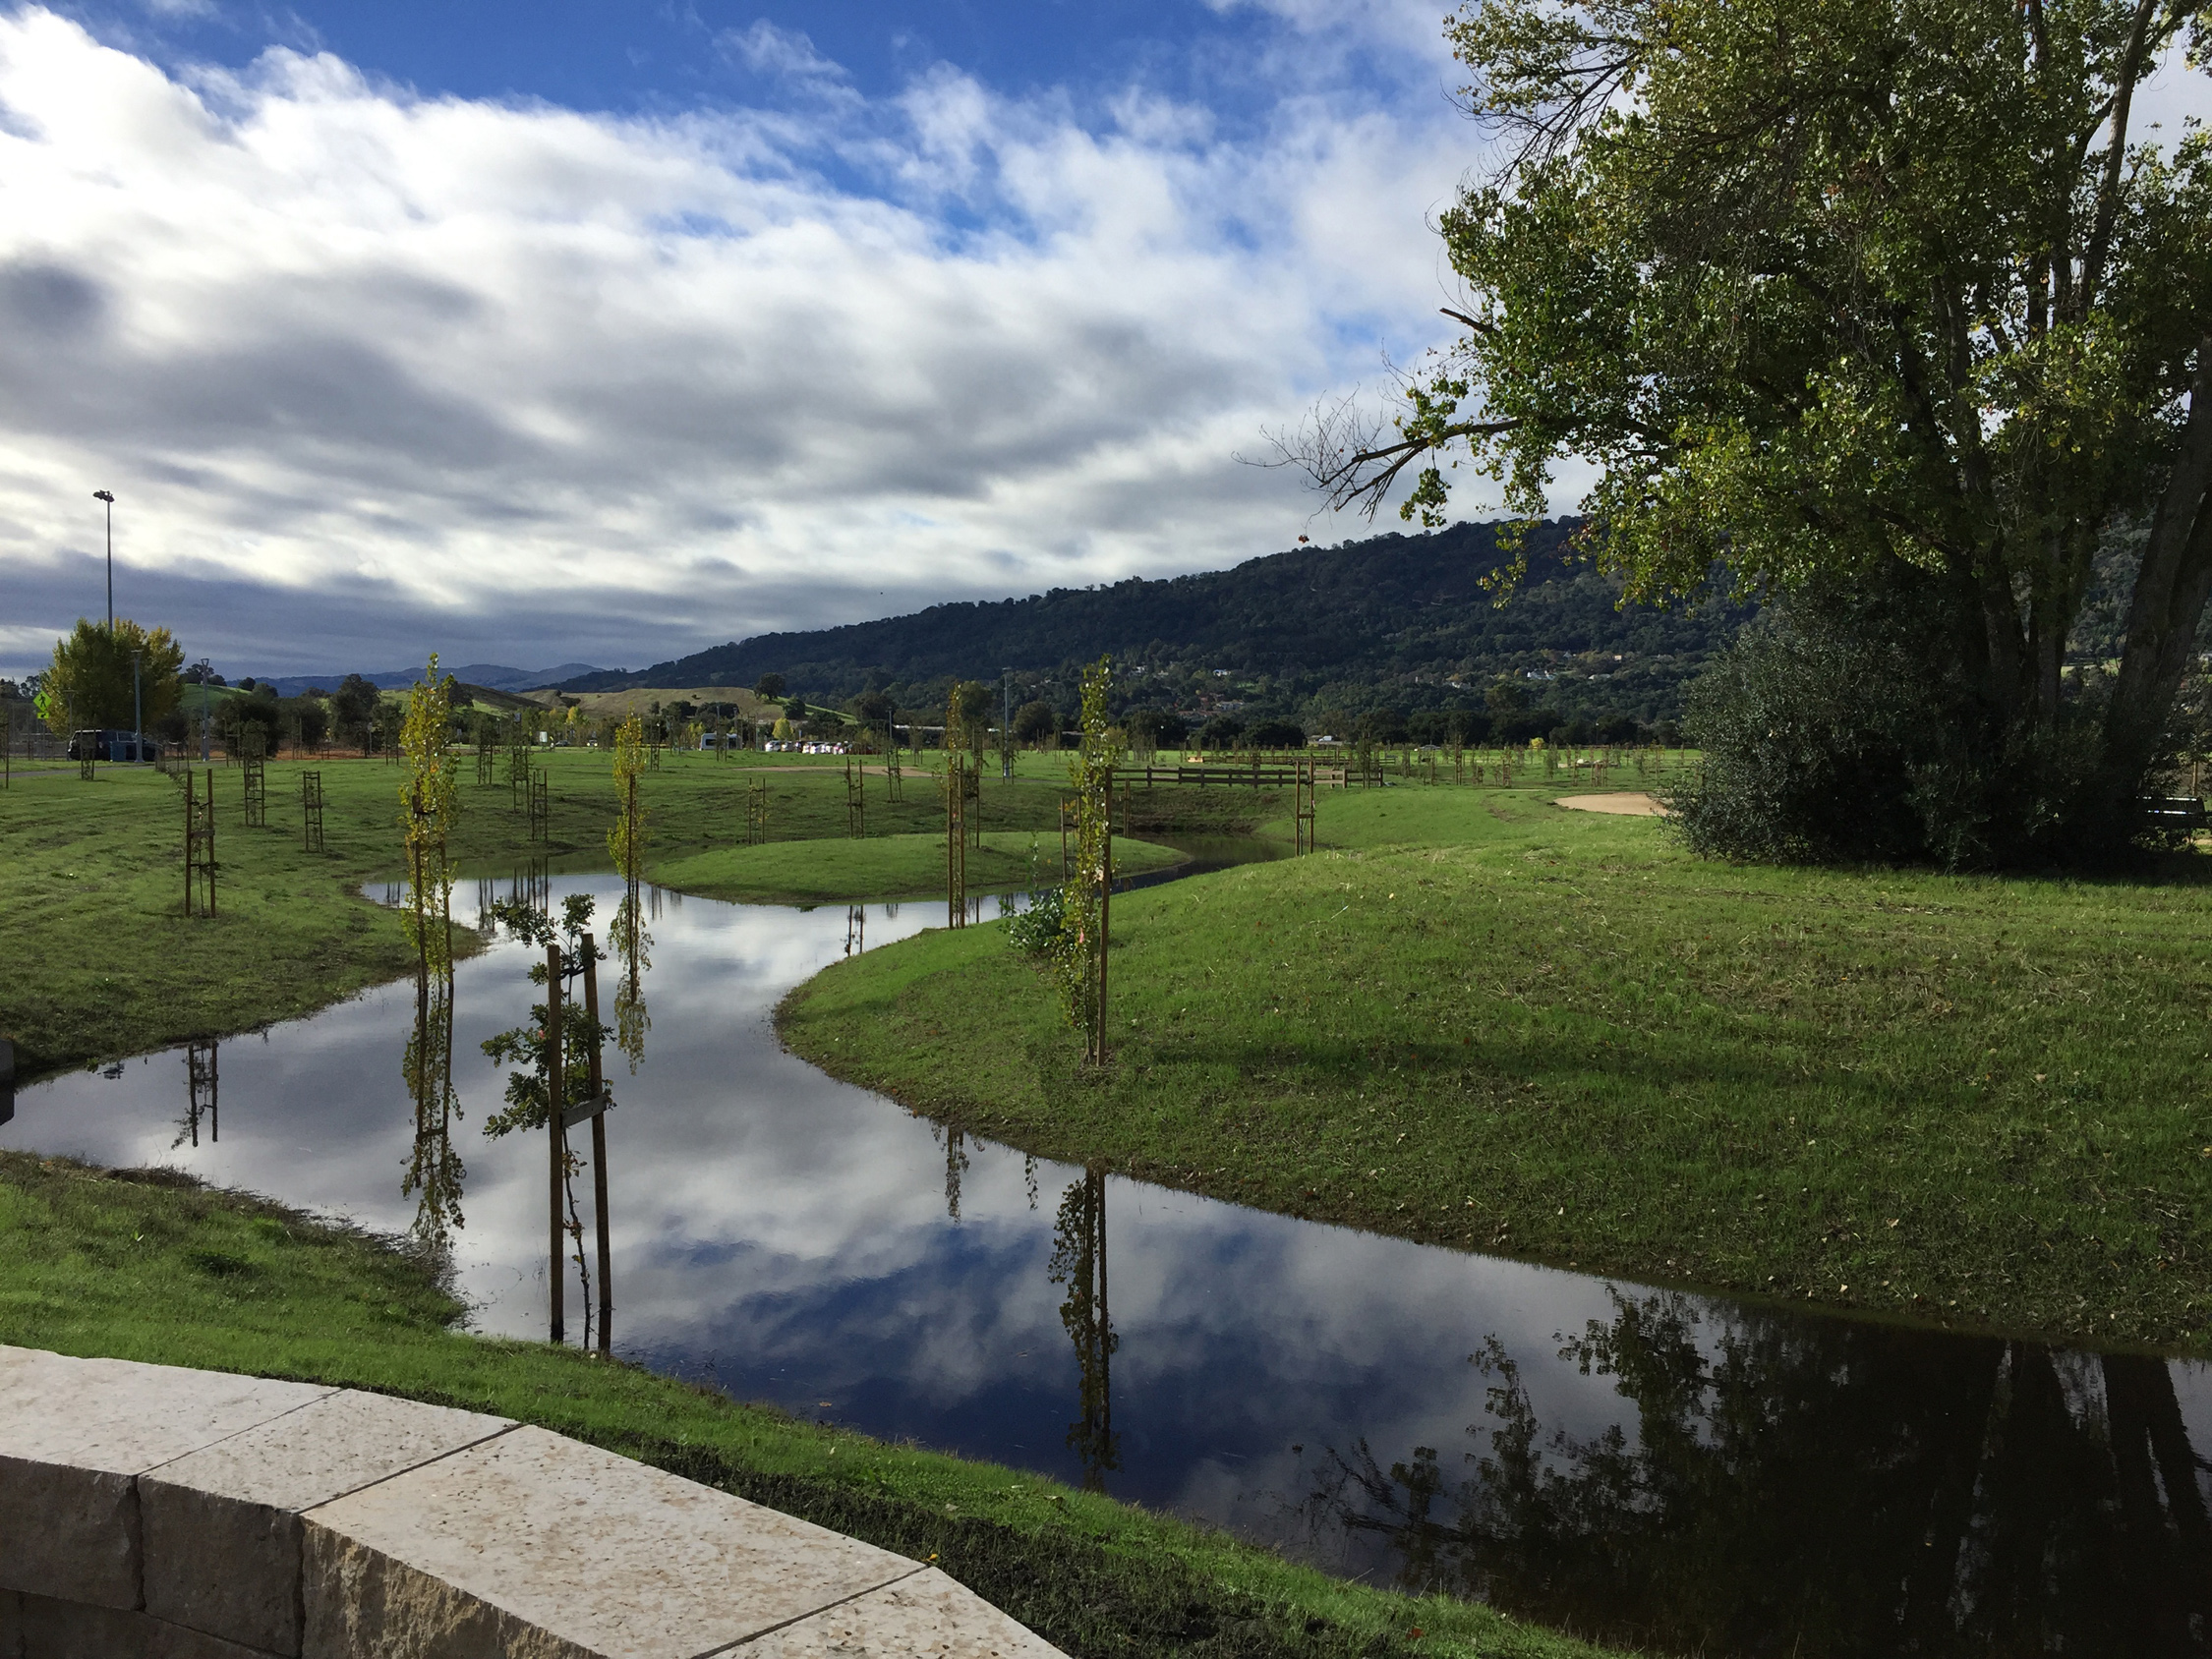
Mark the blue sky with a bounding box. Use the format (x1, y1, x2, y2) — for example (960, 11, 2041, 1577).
(0, 0, 1485, 676)
(11, 4, 2199, 680)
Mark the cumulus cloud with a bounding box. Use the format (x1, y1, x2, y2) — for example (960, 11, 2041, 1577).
(0, 7, 1484, 675)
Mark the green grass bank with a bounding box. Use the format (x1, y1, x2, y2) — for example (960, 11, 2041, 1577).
(655, 830, 1183, 906)
(780, 784, 2212, 1351)
(0, 1151, 1618, 1659)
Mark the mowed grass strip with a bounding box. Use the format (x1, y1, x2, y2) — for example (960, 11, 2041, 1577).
(0, 1152, 1621, 1659)
(653, 830, 1183, 905)
(782, 785, 2212, 1350)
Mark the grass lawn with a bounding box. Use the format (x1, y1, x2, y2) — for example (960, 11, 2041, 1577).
(781, 782, 2212, 1351)
(653, 830, 1185, 905)
(0, 1151, 1618, 1659)
(0, 752, 1074, 1082)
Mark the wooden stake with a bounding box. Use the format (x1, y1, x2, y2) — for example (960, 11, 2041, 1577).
(546, 942, 565, 1345)
(582, 933, 611, 1355)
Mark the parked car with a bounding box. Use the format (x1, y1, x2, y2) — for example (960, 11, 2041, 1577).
(67, 729, 160, 762)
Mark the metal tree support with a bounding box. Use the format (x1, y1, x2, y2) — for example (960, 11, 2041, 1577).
(945, 752, 967, 928)
(476, 737, 495, 785)
(1295, 762, 1316, 855)
(528, 771, 550, 842)
(546, 941, 565, 1345)
(745, 774, 768, 845)
(301, 770, 324, 852)
(508, 744, 530, 811)
(845, 754, 865, 838)
(884, 722, 902, 800)
(242, 745, 266, 830)
(184, 770, 216, 918)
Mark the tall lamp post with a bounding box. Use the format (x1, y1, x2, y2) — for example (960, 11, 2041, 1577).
(92, 491, 115, 633)
(132, 649, 143, 764)
(1002, 667, 1014, 781)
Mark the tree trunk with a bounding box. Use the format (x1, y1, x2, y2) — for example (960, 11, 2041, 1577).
(2108, 340, 2212, 772)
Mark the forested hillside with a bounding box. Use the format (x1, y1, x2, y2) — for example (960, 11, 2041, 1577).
(563, 519, 1751, 733)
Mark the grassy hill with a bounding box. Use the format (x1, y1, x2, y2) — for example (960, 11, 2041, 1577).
(561, 520, 1750, 731)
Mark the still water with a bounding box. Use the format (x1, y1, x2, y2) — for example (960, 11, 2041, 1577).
(7, 871, 2212, 1657)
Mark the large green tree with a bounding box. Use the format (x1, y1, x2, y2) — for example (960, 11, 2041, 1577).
(1310, 0, 2210, 790)
(40, 619, 183, 733)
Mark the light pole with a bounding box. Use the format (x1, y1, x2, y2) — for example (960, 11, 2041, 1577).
(132, 649, 143, 763)
(195, 658, 210, 762)
(1002, 667, 1014, 780)
(92, 491, 115, 633)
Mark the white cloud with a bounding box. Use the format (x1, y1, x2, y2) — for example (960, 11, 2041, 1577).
(0, 7, 1485, 675)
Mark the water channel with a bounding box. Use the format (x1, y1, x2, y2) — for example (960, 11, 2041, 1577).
(7, 866, 2212, 1656)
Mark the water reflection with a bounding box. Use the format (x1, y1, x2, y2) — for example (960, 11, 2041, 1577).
(174, 1042, 218, 1150)
(610, 887, 651, 1073)
(10, 876, 2212, 1657)
(1050, 1170, 1118, 1491)
(1305, 1288, 2212, 1655)
(401, 959, 465, 1250)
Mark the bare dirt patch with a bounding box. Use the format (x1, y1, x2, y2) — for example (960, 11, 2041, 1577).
(1554, 792, 1667, 817)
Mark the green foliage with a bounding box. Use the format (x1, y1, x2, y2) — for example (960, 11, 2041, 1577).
(608, 714, 648, 884)
(560, 523, 1747, 728)
(1012, 699, 1060, 747)
(40, 617, 184, 732)
(1670, 578, 2146, 870)
(399, 657, 461, 974)
(1051, 659, 1124, 1060)
(1328, 0, 2212, 853)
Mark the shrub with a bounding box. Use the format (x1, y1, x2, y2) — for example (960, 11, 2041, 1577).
(1670, 571, 2154, 870)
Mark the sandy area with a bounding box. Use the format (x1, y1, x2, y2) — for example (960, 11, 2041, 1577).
(1554, 792, 1667, 817)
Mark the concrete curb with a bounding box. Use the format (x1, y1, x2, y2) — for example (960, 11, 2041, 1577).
(0, 1346, 1063, 1659)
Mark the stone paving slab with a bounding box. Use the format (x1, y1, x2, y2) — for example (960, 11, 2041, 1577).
(1, 1346, 1067, 1659)
(303, 1426, 922, 1659)
(144, 1391, 514, 1656)
(740, 1570, 1064, 1659)
(0, 1349, 330, 1610)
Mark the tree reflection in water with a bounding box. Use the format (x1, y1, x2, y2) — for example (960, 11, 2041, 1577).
(1049, 1169, 1118, 1492)
(1304, 1289, 2212, 1656)
(609, 887, 652, 1072)
(174, 1041, 218, 1149)
(401, 955, 464, 1249)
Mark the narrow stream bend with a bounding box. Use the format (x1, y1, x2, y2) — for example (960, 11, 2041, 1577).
(6, 870, 2210, 1658)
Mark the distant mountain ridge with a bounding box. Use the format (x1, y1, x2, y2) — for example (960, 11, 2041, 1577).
(556, 520, 1749, 725)
(248, 662, 607, 698)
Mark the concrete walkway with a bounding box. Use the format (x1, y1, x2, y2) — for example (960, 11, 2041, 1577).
(0, 1345, 1063, 1659)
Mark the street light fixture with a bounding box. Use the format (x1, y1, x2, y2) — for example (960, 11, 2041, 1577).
(1002, 667, 1015, 780)
(92, 491, 115, 633)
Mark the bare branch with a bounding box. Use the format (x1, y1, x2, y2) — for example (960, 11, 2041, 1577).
(1252, 389, 1519, 519)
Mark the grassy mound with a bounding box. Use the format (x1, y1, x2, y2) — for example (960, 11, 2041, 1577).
(780, 785, 2212, 1350)
(653, 831, 1184, 905)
